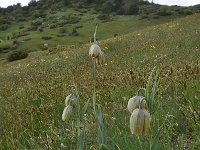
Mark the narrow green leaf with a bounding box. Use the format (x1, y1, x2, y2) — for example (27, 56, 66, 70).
(150, 69, 159, 114)
(78, 127, 86, 150)
(151, 113, 169, 150)
(146, 67, 156, 103)
(80, 100, 89, 120)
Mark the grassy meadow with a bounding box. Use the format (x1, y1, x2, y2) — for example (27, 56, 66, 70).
(0, 11, 200, 150)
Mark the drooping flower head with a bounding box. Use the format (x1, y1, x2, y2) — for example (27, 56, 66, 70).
(127, 95, 147, 114)
(130, 98, 150, 136)
(62, 94, 77, 122)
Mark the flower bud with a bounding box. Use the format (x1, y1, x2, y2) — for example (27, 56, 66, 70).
(89, 43, 101, 58)
(130, 108, 150, 136)
(62, 105, 73, 122)
(127, 96, 146, 114)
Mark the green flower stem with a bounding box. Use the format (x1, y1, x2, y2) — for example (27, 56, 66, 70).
(92, 58, 97, 114)
(137, 136, 143, 150)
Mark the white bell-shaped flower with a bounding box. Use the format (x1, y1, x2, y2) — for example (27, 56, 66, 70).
(89, 43, 101, 58)
(127, 95, 146, 114)
(62, 105, 73, 122)
(130, 99, 150, 136)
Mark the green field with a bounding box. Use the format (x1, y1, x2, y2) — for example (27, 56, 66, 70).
(0, 11, 200, 150)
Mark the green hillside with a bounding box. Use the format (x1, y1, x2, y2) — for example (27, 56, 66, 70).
(0, 12, 200, 149)
(0, 0, 199, 60)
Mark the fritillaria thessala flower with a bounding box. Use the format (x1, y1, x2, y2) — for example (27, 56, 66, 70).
(62, 94, 77, 122)
(130, 98, 150, 136)
(89, 43, 102, 58)
(89, 24, 105, 65)
(127, 95, 146, 114)
(62, 105, 73, 122)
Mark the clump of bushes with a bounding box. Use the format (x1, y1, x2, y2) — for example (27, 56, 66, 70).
(38, 27, 43, 32)
(19, 25, 25, 29)
(7, 50, 28, 62)
(67, 16, 81, 24)
(58, 27, 66, 34)
(57, 20, 68, 27)
(41, 36, 52, 40)
(11, 32, 30, 39)
(70, 28, 79, 36)
(157, 6, 173, 16)
(48, 24, 56, 29)
(31, 20, 43, 26)
(178, 9, 193, 15)
(0, 24, 8, 31)
(56, 34, 65, 37)
(0, 42, 12, 51)
(97, 14, 110, 21)
(10, 44, 18, 50)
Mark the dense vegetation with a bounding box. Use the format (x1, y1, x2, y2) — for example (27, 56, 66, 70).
(0, 11, 200, 149)
(0, 0, 200, 149)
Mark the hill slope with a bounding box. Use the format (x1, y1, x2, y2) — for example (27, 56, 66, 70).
(0, 14, 200, 149)
(0, 0, 199, 59)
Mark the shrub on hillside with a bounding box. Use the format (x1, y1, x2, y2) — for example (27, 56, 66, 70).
(31, 20, 43, 26)
(56, 34, 65, 37)
(19, 25, 25, 29)
(0, 43, 12, 51)
(178, 9, 193, 15)
(58, 27, 66, 34)
(69, 28, 79, 36)
(38, 27, 43, 32)
(48, 24, 56, 29)
(0, 24, 8, 31)
(17, 17, 27, 22)
(57, 20, 68, 27)
(157, 6, 172, 16)
(41, 36, 52, 40)
(10, 44, 18, 50)
(7, 50, 28, 62)
(97, 14, 110, 21)
(67, 16, 81, 24)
